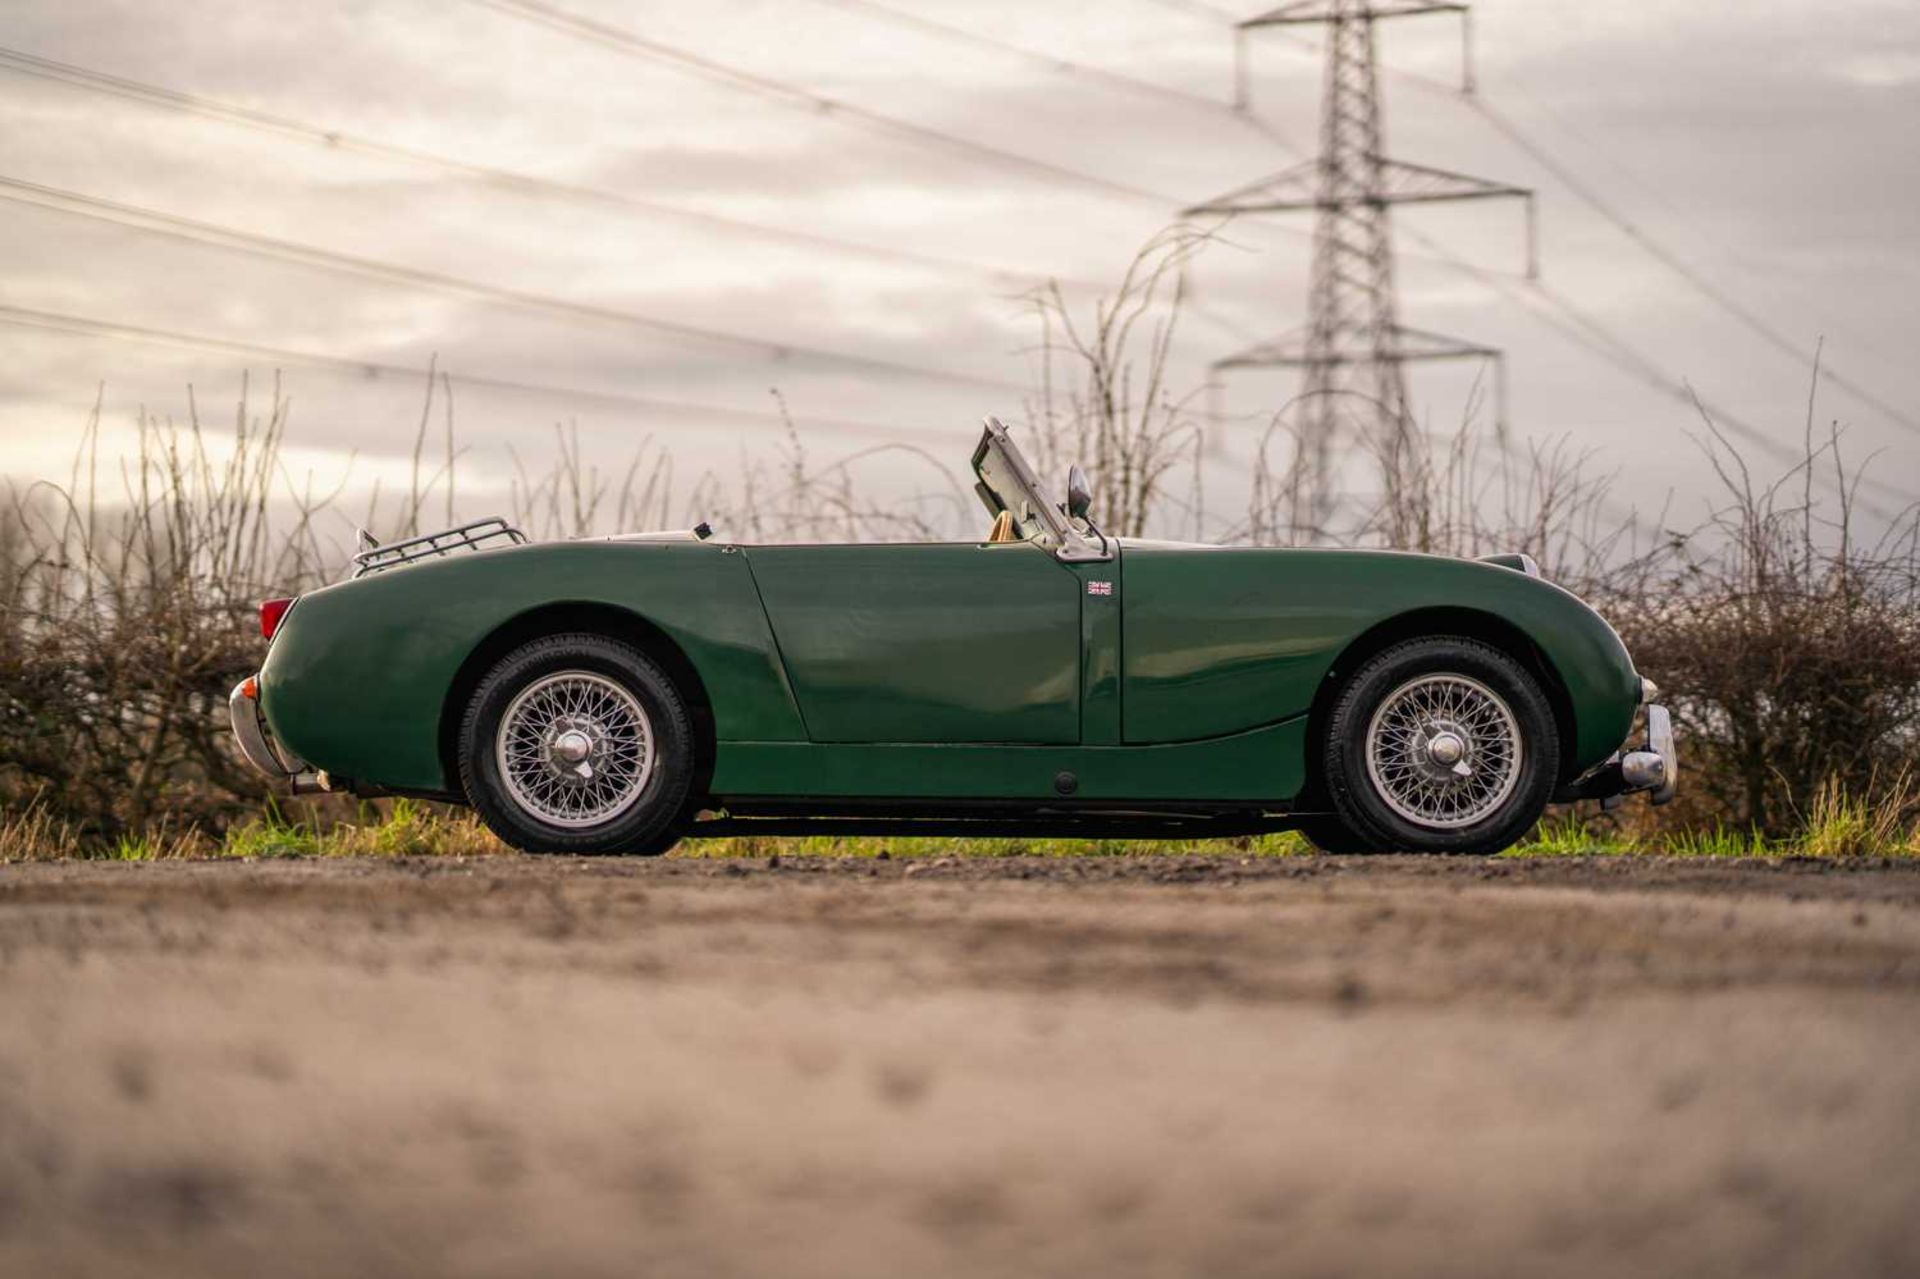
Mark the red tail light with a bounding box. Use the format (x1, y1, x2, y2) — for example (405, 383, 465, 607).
(259, 597, 295, 640)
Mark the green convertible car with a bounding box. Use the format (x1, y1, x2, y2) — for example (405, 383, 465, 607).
(231, 418, 1674, 855)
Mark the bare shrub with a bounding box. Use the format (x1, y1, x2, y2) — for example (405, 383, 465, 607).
(689, 401, 970, 545)
(1, 380, 326, 833)
(4, 227, 1916, 853)
(1600, 404, 1920, 836)
(0, 374, 977, 839)
(1022, 226, 1210, 539)
(1230, 396, 1634, 581)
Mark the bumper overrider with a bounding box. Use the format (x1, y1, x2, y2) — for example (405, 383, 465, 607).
(229, 676, 324, 792)
(1554, 678, 1678, 808)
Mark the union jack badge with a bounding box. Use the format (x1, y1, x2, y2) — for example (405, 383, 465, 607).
(1086, 580, 1114, 596)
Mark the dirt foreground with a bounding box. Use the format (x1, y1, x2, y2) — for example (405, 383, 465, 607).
(2, 853, 1918, 1279)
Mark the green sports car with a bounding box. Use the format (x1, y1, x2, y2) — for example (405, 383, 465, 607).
(231, 418, 1674, 855)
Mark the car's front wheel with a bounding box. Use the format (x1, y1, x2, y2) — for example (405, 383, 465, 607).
(458, 634, 695, 855)
(1320, 637, 1559, 854)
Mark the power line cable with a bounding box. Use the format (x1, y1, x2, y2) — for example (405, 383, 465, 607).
(0, 17, 1482, 415)
(1184, 5, 1920, 441)
(805, 0, 1295, 150)
(474, 1, 1516, 291)
(1137, 0, 1246, 24)
(0, 173, 1025, 394)
(0, 44, 1106, 295)
(1397, 222, 1911, 515)
(1487, 76, 1909, 377)
(468, 0, 1174, 207)
(0, 42, 1300, 351)
(1465, 94, 1920, 441)
(0, 43, 1286, 382)
(0, 301, 910, 439)
(461, 0, 1439, 342)
(1143, 0, 1917, 489)
(1138, 0, 1463, 99)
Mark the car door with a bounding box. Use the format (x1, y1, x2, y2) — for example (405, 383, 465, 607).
(743, 541, 1082, 743)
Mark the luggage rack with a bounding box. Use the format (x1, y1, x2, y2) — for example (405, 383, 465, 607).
(350, 517, 528, 579)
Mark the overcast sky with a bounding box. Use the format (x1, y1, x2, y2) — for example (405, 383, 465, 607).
(1, 0, 1916, 538)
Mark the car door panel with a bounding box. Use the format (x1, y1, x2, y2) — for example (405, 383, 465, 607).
(745, 542, 1081, 744)
(1121, 544, 1365, 744)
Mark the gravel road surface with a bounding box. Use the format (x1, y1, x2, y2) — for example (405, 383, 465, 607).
(2, 854, 1917, 1278)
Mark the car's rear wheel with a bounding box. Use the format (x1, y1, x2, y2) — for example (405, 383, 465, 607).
(459, 634, 695, 855)
(1321, 637, 1559, 854)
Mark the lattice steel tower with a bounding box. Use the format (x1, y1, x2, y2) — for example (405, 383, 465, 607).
(1187, 1, 1535, 535)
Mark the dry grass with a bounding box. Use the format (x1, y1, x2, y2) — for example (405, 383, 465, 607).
(0, 798, 510, 862)
(0, 800, 81, 860)
(1516, 773, 1920, 859)
(1798, 771, 1920, 858)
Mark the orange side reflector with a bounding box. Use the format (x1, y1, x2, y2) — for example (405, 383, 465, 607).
(241, 676, 259, 700)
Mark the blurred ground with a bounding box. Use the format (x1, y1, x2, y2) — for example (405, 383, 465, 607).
(2, 854, 1918, 1278)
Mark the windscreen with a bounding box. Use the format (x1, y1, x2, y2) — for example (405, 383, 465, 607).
(971, 419, 1065, 549)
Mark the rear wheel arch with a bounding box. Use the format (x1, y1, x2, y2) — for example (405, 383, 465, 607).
(437, 602, 715, 802)
(1299, 607, 1577, 800)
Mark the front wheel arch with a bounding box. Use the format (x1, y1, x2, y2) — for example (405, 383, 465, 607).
(1297, 608, 1577, 807)
(1318, 635, 1560, 853)
(436, 602, 715, 804)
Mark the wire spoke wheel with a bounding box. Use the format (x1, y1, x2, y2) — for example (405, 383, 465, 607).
(1364, 673, 1523, 830)
(494, 670, 655, 828)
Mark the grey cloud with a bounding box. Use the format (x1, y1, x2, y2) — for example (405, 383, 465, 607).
(0, 0, 1915, 527)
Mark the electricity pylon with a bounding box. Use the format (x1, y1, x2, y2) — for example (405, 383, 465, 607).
(1186, 1, 1535, 537)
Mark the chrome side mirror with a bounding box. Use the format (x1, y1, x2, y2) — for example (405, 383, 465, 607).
(1066, 465, 1092, 522)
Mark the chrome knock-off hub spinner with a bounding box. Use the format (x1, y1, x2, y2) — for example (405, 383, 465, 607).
(1424, 726, 1468, 770)
(548, 724, 597, 776)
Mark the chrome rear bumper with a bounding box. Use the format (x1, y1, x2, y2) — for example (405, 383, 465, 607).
(229, 676, 321, 791)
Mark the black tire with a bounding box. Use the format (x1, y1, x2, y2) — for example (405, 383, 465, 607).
(1321, 637, 1559, 855)
(458, 633, 695, 855)
(1293, 815, 1375, 854)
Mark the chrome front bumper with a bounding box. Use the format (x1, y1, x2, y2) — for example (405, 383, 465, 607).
(1620, 703, 1678, 806)
(1553, 685, 1678, 808)
(229, 676, 320, 790)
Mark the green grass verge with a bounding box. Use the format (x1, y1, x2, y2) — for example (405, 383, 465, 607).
(2, 795, 1915, 862)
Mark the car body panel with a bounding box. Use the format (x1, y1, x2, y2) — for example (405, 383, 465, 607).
(260, 534, 1639, 805)
(260, 536, 1639, 802)
(742, 541, 1081, 743)
(252, 415, 1644, 814)
(709, 716, 1306, 802)
(1068, 557, 1124, 746)
(1119, 544, 1640, 770)
(260, 540, 804, 792)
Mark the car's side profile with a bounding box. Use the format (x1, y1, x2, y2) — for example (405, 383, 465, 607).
(231, 418, 1675, 854)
